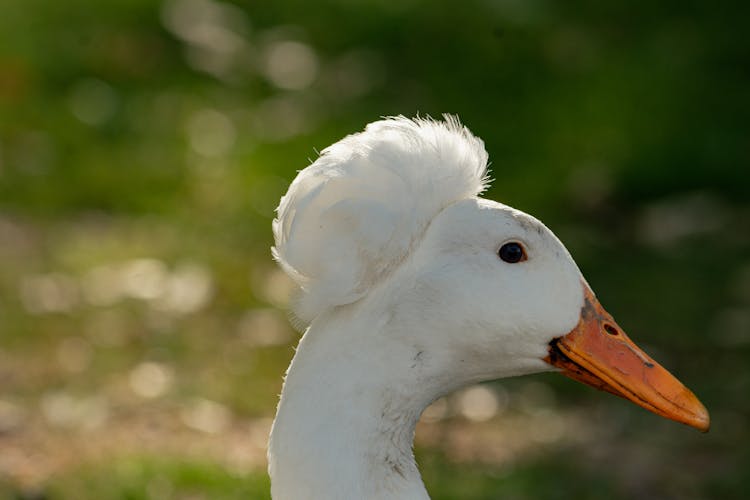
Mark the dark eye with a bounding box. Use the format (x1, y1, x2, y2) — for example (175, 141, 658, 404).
(498, 242, 527, 263)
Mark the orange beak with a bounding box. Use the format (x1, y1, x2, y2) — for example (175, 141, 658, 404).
(544, 283, 710, 432)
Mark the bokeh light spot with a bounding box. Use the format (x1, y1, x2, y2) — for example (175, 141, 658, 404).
(262, 40, 318, 90)
(181, 398, 231, 434)
(68, 79, 118, 126)
(455, 385, 504, 422)
(129, 362, 174, 399)
(186, 108, 236, 157)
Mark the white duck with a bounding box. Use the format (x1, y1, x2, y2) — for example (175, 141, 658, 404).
(267, 116, 709, 500)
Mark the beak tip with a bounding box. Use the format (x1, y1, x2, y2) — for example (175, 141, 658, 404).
(693, 407, 711, 433)
(682, 397, 710, 432)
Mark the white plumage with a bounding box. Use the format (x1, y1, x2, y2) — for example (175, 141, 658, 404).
(273, 116, 489, 322)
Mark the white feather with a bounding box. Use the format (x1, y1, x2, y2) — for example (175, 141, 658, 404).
(273, 115, 489, 322)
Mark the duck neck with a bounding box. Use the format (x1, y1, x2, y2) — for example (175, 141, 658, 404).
(268, 310, 439, 500)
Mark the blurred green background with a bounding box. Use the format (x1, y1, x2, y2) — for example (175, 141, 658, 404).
(1, 0, 748, 498)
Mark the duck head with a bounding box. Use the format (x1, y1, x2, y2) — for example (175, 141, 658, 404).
(398, 196, 709, 431)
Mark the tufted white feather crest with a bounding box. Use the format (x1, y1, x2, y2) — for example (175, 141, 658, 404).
(272, 115, 490, 322)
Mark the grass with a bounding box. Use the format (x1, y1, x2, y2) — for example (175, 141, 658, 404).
(1, 457, 271, 500)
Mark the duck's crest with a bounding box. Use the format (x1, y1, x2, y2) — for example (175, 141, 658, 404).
(272, 115, 490, 322)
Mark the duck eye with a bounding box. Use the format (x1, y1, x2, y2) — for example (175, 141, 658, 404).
(498, 242, 526, 263)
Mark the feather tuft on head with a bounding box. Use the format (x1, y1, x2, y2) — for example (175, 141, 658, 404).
(272, 115, 490, 322)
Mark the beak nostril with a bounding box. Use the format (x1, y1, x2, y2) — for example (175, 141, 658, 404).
(603, 323, 619, 336)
